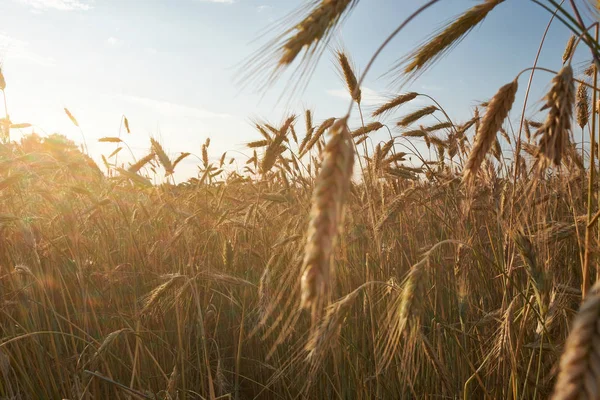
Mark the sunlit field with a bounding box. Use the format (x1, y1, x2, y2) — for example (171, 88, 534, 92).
(3, 0, 600, 398)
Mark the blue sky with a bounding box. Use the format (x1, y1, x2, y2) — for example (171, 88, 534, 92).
(0, 0, 584, 181)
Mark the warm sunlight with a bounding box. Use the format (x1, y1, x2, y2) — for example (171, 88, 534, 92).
(0, 0, 598, 398)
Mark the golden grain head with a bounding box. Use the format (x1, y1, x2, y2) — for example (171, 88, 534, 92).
(535, 64, 575, 168)
(562, 35, 576, 64)
(300, 116, 354, 311)
(463, 78, 518, 185)
(401, 0, 505, 79)
(373, 92, 419, 117)
(0, 67, 6, 91)
(552, 281, 600, 400)
(336, 50, 361, 104)
(576, 82, 589, 129)
(280, 0, 358, 66)
(397, 105, 438, 127)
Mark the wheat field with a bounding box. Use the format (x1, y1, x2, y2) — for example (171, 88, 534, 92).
(2, 0, 600, 399)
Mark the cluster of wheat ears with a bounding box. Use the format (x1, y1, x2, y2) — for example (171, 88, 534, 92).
(4, 0, 600, 398)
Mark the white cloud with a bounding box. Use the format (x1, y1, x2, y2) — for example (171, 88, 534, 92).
(326, 87, 387, 106)
(257, 5, 271, 12)
(13, 0, 92, 11)
(0, 33, 55, 66)
(120, 94, 233, 120)
(106, 37, 124, 47)
(195, 0, 234, 3)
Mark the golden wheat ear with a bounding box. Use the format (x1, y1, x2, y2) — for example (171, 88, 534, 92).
(562, 35, 576, 64)
(150, 138, 174, 176)
(576, 82, 589, 129)
(552, 281, 600, 400)
(300, 117, 354, 315)
(463, 78, 518, 185)
(335, 49, 361, 104)
(535, 65, 575, 170)
(0, 67, 6, 91)
(238, 0, 359, 96)
(395, 0, 505, 84)
(372, 92, 418, 118)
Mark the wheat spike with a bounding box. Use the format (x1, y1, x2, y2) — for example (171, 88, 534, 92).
(562, 35, 576, 64)
(463, 79, 518, 184)
(300, 117, 354, 313)
(261, 126, 289, 174)
(373, 92, 418, 117)
(64, 108, 80, 127)
(305, 109, 313, 135)
(172, 152, 191, 171)
(536, 64, 575, 168)
(402, 0, 504, 77)
(0, 67, 6, 91)
(247, 140, 269, 149)
(376, 257, 426, 373)
(425, 121, 453, 132)
(577, 82, 590, 129)
(280, 0, 358, 66)
(150, 138, 174, 175)
(300, 117, 336, 156)
(552, 281, 600, 400)
(305, 287, 361, 376)
(141, 274, 186, 314)
(128, 152, 155, 174)
(91, 328, 132, 363)
(397, 105, 438, 127)
(336, 50, 361, 104)
(202, 144, 209, 167)
(123, 116, 130, 133)
(351, 122, 384, 138)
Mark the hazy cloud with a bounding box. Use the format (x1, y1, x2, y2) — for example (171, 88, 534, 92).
(0, 33, 56, 66)
(106, 37, 124, 47)
(195, 0, 234, 3)
(120, 94, 233, 120)
(13, 0, 92, 11)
